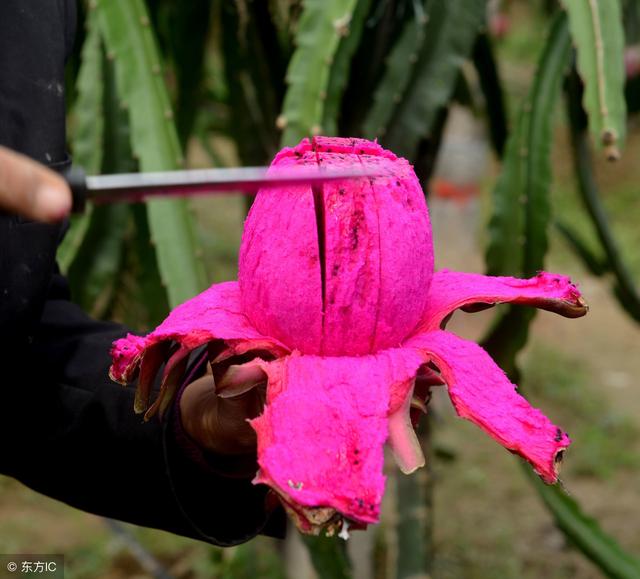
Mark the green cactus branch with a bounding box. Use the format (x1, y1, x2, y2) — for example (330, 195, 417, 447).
(561, 0, 626, 159)
(279, 0, 358, 146)
(396, 421, 433, 579)
(472, 33, 508, 158)
(524, 467, 640, 579)
(361, 0, 429, 141)
(96, 0, 207, 307)
(381, 0, 487, 160)
(483, 11, 571, 380)
(565, 69, 640, 322)
(486, 12, 572, 280)
(323, 0, 373, 136)
(301, 535, 352, 579)
(58, 9, 103, 273)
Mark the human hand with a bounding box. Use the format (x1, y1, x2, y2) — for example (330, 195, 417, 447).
(179, 364, 266, 458)
(0, 146, 72, 222)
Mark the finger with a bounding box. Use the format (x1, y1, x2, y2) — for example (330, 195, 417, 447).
(216, 364, 267, 398)
(214, 391, 262, 453)
(217, 384, 266, 422)
(0, 147, 72, 222)
(180, 376, 261, 455)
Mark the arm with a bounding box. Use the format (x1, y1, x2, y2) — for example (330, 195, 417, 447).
(0, 1, 284, 542)
(0, 270, 284, 545)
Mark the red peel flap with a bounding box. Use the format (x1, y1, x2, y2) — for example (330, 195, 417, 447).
(249, 349, 423, 529)
(406, 330, 570, 483)
(109, 282, 288, 386)
(420, 270, 588, 332)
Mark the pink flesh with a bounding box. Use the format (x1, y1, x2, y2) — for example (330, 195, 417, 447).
(109, 281, 289, 384)
(405, 330, 570, 483)
(420, 270, 588, 331)
(239, 137, 434, 355)
(250, 347, 424, 526)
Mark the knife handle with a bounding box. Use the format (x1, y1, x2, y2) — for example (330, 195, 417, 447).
(63, 167, 88, 214)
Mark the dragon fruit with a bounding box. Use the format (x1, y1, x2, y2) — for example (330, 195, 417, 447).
(110, 137, 588, 535)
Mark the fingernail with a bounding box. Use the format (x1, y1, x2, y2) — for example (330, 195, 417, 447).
(37, 186, 72, 221)
(217, 364, 267, 398)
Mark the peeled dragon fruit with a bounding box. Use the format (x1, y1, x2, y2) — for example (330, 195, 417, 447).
(110, 137, 588, 536)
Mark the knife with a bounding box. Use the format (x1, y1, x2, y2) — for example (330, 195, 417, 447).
(66, 165, 380, 213)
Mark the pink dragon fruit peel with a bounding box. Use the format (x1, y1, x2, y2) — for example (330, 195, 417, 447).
(110, 136, 587, 535)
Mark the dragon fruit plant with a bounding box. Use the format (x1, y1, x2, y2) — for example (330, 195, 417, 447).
(110, 137, 587, 536)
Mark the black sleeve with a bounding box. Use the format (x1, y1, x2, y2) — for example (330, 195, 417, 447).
(0, 0, 286, 544)
(0, 0, 73, 345)
(0, 270, 285, 545)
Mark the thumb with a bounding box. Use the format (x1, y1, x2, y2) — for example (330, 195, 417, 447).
(0, 147, 72, 222)
(216, 384, 267, 424)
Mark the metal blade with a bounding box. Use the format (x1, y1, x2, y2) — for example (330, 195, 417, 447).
(85, 165, 379, 204)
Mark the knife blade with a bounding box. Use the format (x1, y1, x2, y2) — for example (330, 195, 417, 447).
(66, 165, 380, 213)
